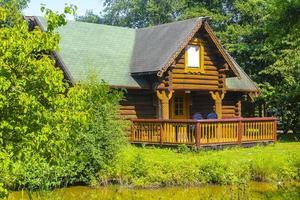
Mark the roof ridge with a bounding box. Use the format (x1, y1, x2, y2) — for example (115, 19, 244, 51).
(33, 16, 208, 32)
(66, 19, 136, 30)
(32, 16, 136, 31)
(137, 17, 204, 31)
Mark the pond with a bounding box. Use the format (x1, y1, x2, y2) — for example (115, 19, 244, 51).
(8, 182, 300, 200)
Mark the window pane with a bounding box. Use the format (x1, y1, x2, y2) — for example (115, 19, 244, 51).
(187, 45, 199, 68)
(174, 97, 184, 115)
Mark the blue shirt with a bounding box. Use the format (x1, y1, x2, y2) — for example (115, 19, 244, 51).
(192, 113, 203, 120)
(207, 112, 218, 119)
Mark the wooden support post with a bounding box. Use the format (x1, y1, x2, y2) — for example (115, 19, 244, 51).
(237, 100, 242, 117)
(210, 91, 225, 141)
(157, 90, 173, 120)
(161, 99, 169, 120)
(238, 118, 243, 144)
(274, 119, 277, 142)
(160, 123, 164, 144)
(131, 124, 135, 142)
(196, 122, 201, 148)
(210, 91, 225, 119)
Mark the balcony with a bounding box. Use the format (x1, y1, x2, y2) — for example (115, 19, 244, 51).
(130, 117, 277, 147)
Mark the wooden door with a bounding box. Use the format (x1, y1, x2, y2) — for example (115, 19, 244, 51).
(170, 93, 190, 119)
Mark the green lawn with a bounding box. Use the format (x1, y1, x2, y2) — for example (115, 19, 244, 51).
(98, 134, 300, 187)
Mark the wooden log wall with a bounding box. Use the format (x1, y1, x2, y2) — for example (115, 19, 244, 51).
(222, 92, 241, 118)
(165, 29, 227, 91)
(119, 89, 157, 119)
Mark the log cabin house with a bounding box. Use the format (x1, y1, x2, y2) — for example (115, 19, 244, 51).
(30, 16, 277, 147)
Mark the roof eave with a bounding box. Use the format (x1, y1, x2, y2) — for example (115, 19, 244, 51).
(33, 16, 75, 85)
(157, 17, 205, 77)
(226, 88, 259, 93)
(131, 71, 158, 76)
(203, 22, 241, 78)
(155, 18, 242, 79)
(110, 85, 148, 89)
(52, 52, 75, 86)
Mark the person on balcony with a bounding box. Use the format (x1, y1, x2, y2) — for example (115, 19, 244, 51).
(207, 111, 218, 119)
(192, 112, 203, 120)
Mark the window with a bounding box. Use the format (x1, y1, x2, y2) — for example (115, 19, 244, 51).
(174, 96, 184, 115)
(185, 39, 205, 73)
(186, 45, 200, 68)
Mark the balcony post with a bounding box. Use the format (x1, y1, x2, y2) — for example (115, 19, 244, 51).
(210, 91, 225, 119)
(238, 118, 243, 144)
(195, 122, 201, 148)
(156, 90, 173, 120)
(274, 119, 277, 142)
(131, 123, 135, 142)
(160, 123, 164, 144)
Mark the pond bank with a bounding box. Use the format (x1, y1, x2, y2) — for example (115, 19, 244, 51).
(99, 142, 300, 187)
(8, 182, 300, 200)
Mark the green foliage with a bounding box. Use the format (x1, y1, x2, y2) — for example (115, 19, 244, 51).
(68, 79, 128, 183)
(176, 144, 190, 153)
(75, 10, 105, 24)
(0, 0, 127, 194)
(0, 0, 29, 10)
(99, 141, 300, 187)
(0, 150, 10, 198)
(90, 0, 186, 27)
(259, 0, 300, 132)
(40, 3, 77, 32)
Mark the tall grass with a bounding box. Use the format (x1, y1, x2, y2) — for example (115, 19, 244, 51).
(97, 141, 300, 187)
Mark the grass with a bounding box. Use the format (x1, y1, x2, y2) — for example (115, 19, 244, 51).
(98, 134, 300, 187)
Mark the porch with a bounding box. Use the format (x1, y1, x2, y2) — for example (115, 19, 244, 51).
(130, 117, 277, 147)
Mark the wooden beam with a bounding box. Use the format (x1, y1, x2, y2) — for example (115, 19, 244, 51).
(170, 74, 219, 80)
(173, 84, 218, 90)
(172, 79, 218, 85)
(203, 22, 241, 78)
(172, 69, 219, 75)
(156, 90, 173, 119)
(210, 91, 225, 119)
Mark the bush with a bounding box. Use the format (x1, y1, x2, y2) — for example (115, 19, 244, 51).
(100, 142, 300, 187)
(0, 150, 10, 198)
(177, 144, 191, 153)
(3, 80, 128, 191)
(0, 2, 127, 193)
(69, 80, 128, 183)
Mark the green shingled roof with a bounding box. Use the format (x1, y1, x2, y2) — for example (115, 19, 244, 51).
(36, 16, 149, 88)
(35, 16, 258, 92)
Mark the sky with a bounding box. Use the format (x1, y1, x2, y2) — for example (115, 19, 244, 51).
(23, 0, 105, 20)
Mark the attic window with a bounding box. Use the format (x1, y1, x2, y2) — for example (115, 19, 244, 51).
(185, 39, 205, 73)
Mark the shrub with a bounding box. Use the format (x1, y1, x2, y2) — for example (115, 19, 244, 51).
(177, 144, 191, 153)
(4, 79, 128, 190)
(0, 150, 10, 198)
(0, 2, 127, 192)
(105, 142, 300, 187)
(66, 80, 128, 183)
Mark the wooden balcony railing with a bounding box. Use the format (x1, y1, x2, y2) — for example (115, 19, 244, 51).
(130, 117, 277, 146)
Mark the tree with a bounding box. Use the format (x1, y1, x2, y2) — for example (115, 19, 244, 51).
(101, 0, 186, 27)
(0, 0, 127, 195)
(0, 0, 77, 192)
(259, 0, 300, 133)
(75, 9, 105, 24)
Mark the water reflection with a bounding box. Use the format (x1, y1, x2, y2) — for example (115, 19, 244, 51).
(9, 182, 300, 200)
